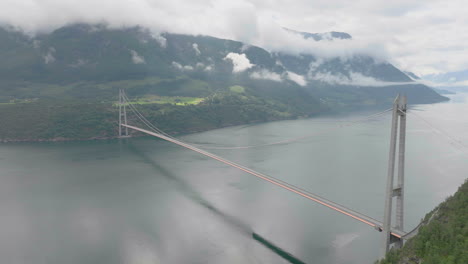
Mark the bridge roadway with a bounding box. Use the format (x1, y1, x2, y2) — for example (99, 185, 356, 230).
(123, 124, 406, 240)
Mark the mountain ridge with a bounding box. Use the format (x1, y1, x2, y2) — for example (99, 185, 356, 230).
(0, 23, 448, 141)
(0, 24, 444, 103)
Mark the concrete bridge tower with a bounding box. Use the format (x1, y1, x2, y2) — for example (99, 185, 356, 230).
(118, 89, 129, 138)
(382, 95, 407, 254)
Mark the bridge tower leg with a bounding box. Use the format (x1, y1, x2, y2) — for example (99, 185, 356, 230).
(382, 95, 407, 255)
(118, 89, 129, 138)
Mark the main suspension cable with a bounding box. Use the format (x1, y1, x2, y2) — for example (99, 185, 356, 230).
(408, 110, 468, 153)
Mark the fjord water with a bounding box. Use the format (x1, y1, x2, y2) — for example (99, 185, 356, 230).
(1, 93, 467, 264)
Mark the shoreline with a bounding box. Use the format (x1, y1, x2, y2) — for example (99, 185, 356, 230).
(0, 136, 119, 143)
(0, 98, 453, 144)
(0, 116, 300, 144)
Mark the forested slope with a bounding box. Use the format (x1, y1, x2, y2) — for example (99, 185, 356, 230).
(378, 179, 468, 264)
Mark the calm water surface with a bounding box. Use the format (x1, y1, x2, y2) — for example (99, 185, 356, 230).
(1, 93, 467, 264)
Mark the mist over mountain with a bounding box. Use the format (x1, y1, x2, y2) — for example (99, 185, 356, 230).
(283, 28, 352, 41)
(404, 71, 421, 80)
(0, 23, 445, 109)
(423, 70, 468, 89)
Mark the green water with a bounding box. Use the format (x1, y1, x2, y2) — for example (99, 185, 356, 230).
(1, 93, 467, 264)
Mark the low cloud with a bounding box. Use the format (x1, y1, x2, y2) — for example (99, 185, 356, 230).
(195, 62, 214, 71)
(0, 0, 466, 75)
(421, 70, 468, 88)
(43, 47, 56, 64)
(309, 71, 414, 87)
(192, 43, 201, 56)
(171, 61, 193, 71)
(308, 58, 324, 72)
(224, 52, 254, 73)
(287, 71, 307, 86)
(150, 33, 167, 48)
(419, 79, 468, 88)
(248, 19, 389, 61)
(130, 50, 145, 64)
(0, 0, 388, 62)
(249, 69, 282, 82)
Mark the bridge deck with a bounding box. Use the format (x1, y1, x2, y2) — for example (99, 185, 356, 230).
(123, 124, 407, 239)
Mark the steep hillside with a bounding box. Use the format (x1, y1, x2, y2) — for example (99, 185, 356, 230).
(0, 24, 445, 104)
(378, 179, 468, 264)
(0, 24, 448, 141)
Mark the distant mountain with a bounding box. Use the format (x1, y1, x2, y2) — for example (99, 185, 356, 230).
(0, 24, 446, 107)
(0, 24, 449, 141)
(423, 70, 468, 88)
(420, 70, 468, 93)
(424, 69, 468, 83)
(284, 28, 352, 40)
(404, 71, 421, 80)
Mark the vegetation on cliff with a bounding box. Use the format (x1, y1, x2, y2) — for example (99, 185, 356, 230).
(0, 24, 448, 142)
(378, 179, 468, 264)
(0, 86, 325, 142)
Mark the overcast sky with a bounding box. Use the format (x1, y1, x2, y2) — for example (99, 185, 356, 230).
(1, 0, 466, 76)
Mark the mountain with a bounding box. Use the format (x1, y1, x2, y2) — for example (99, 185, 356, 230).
(404, 71, 421, 80)
(402, 71, 456, 95)
(284, 28, 352, 40)
(0, 24, 448, 141)
(423, 69, 468, 83)
(0, 24, 445, 105)
(378, 179, 468, 264)
(422, 70, 468, 91)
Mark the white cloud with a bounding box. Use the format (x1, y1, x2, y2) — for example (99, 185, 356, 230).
(287, 71, 307, 86)
(195, 62, 214, 71)
(192, 43, 201, 56)
(0, 0, 467, 75)
(309, 58, 324, 72)
(171, 61, 193, 71)
(224, 52, 254, 73)
(250, 69, 282, 81)
(224, 1, 258, 44)
(130, 50, 145, 64)
(43, 47, 56, 64)
(171, 61, 183, 70)
(249, 20, 389, 61)
(192, 43, 201, 55)
(348, 72, 413, 87)
(241, 44, 251, 52)
(150, 33, 167, 48)
(309, 71, 414, 87)
(418, 79, 468, 88)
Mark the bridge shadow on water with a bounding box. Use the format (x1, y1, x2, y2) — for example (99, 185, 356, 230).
(128, 143, 307, 264)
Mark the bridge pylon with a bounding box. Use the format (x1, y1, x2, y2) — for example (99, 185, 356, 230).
(118, 89, 129, 138)
(382, 94, 407, 255)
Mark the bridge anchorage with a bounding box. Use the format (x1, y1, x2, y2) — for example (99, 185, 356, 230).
(117, 90, 411, 256)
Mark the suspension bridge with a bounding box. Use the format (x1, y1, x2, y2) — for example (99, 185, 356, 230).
(117, 89, 426, 256)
